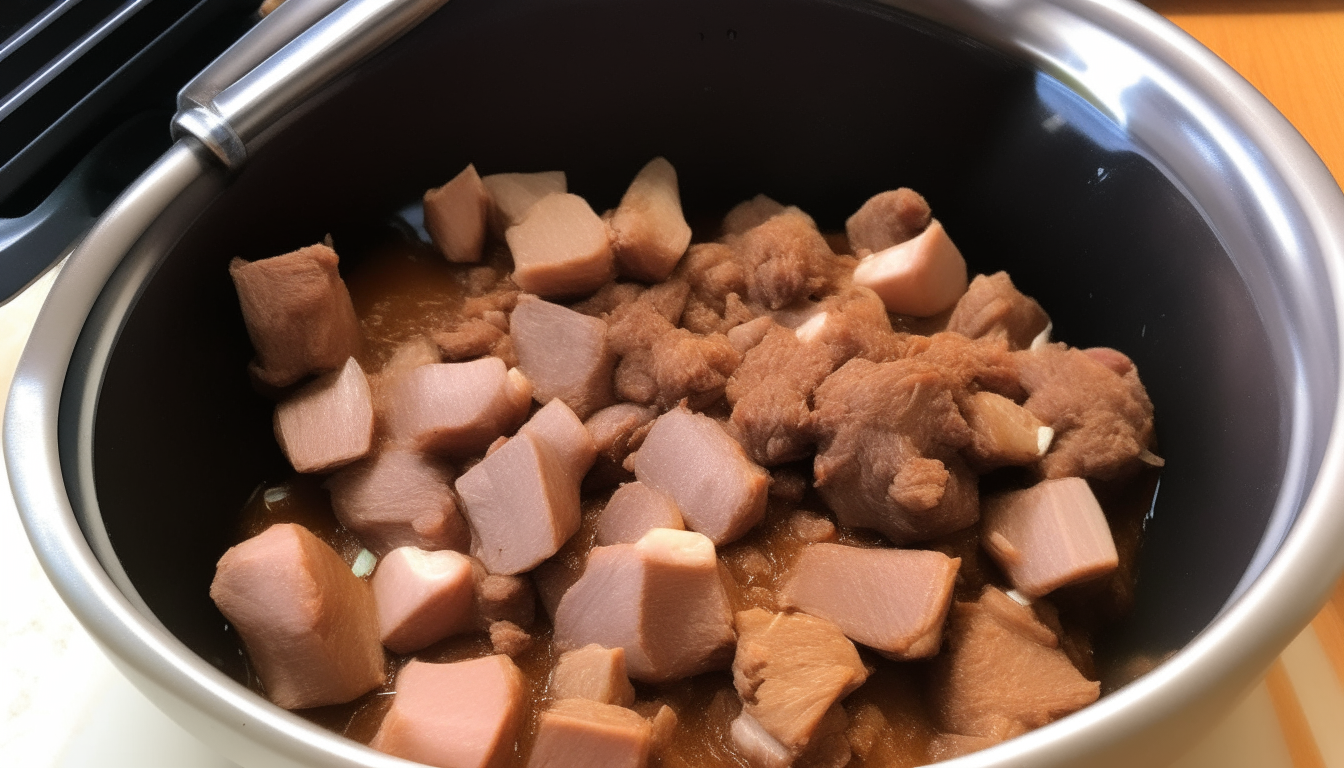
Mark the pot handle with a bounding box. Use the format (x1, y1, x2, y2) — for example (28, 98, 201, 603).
(172, 0, 449, 169)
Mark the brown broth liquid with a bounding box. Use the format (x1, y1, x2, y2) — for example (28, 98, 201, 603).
(232, 227, 1160, 768)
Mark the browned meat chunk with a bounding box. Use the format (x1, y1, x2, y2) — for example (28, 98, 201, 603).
(632, 407, 769, 545)
(947, 272, 1050, 350)
(844, 188, 932, 255)
(596, 481, 684, 546)
(209, 523, 383, 709)
(456, 430, 582, 575)
(434, 318, 508, 362)
(424, 163, 489, 263)
(675, 241, 751, 333)
(961, 391, 1053, 469)
(371, 656, 526, 768)
(519, 398, 598, 484)
(371, 547, 476, 654)
(326, 448, 470, 555)
(273, 356, 373, 473)
(472, 561, 537, 629)
(733, 209, 837, 310)
(609, 157, 693, 282)
(554, 528, 735, 682)
(229, 243, 360, 387)
(732, 609, 867, 755)
(930, 586, 1099, 740)
(1016, 343, 1156, 480)
(1082, 346, 1135, 376)
(550, 644, 637, 707)
(982, 478, 1119, 598)
(584, 403, 658, 487)
(607, 294, 740, 409)
(852, 220, 967, 317)
(781, 543, 959, 659)
(511, 294, 615, 418)
(483, 170, 567, 235)
(506, 193, 614, 298)
(527, 698, 653, 768)
(725, 325, 836, 466)
(490, 620, 535, 657)
(723, 194, 788, 236)
(727, 316, 775, 355)
(382, 357, 532, 458)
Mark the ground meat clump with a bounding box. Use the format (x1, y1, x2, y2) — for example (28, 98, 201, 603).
(605, 291, 741, 410)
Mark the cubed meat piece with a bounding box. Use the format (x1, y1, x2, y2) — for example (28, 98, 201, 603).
(632, 407, 769, 545)
(551, 644, 637, 707)
(1016, 343, 1156, 480)
(554, 528, 736, 682)
(852, 220, 967, 317)
(490, 620, 535, 657)
(511, 295, 616, 418)
(209, 523, 383, 709)
(383, 358, 532, 457)
(931, 586, 1099, 739)
(273, 357, 373, 473)
(506, 193, 615, 298)
(725, 325, 837, 466)
(457, 431, 582, 575)
(961, 391, 1053, 468)
(732, 609, 867, 754)
(520, 398, 599, 483)
(371, 656, 526, 768)
(982, 478, 1119, 598)
(607, 295, 741, 410)
(734, 209, 836, 310)
(372, 547, 476, 654)
(424, 163, 489, 263)
(723, 195, 788, 237)
(596, 481, 685, 546)
(229, 243, 360, 387)
(434, 318, 507, 362)
(731, 712, 793, 768)
(609, 157, 693, 282)
(527, 698, 653, 768)
(326, 448, 470, 555)
(781, 543, 959, 659)
(584, 403, 658, 487)
(727, 316, 775, 355)
(946, 272, 1050, 350)
(844, 188, 932, 255)
(811, 358, 978, 544)
(483, 170, 567, 235)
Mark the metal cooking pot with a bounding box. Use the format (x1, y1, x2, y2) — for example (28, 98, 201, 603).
(8, 0, 1344, 766)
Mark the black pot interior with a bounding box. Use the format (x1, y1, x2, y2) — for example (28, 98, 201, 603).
(73, 0, 1293, 691)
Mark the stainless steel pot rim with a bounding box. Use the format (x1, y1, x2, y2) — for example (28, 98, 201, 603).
(7, 1, 1344, 767)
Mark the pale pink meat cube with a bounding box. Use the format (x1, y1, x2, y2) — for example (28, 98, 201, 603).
(383, 358, 532, 457)
(596, 481, 684, 546)
(424, 163, 489, 263)
(519, 398, 599, 483)
(273, 356, 373, 473)
(229, 243, 360, 387)
(209, 523, 384, 709)
(609, 157, 693, 282)
(326, 448, 470, 555)
(511, 294, 615, 418)
(781, 543, 960, 659)
(372, 547, 476, 654)
(483, 170, 567, 235)
(632, 407, 769, 545)
(371, 656, 526, 768)
(550, 644, 636, 706)
(851, 219, 968, 317)
(982, 477, 1119, 598)
(554, 528, 736, 683)
(456, 431, 582, 575)
(505, 193, 615, 298)
(527, 698, 653, 768)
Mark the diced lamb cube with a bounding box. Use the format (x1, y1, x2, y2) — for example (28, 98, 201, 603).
(852, 219, 967, 317)
(723, 194, 788, 237)
(527, 698, 653, 768)
(982, 477, 1119, 598)
(519, 398, 599, 483)
(209, 523, 383, 709)
(273, 357, 373, 473)
(780, 543, 959, 659)
(506, 193, 615, 298)
(372, 547, 476, 654)
(371, 656, 526, 768)
(961, 391, 1053, 469)
(326, 448, 470, 555)
(632, 407, 769, 545)
(424, 163, 489, 263)
(550, 644, 636, 707)
(511, 295, 616, 418)
(554, 528, 735, 683)
(383, 358, 532, 457)
(732, 609, 867, 755)
(456, 431, 581, 575)
(844, 188, 932, 255)
(609, 157, 693, 282)
(229, 243, 360, 388)
(947, 272, 1050, 351)
(483, 170, 567, 235)
(596, 481, 684, 546)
